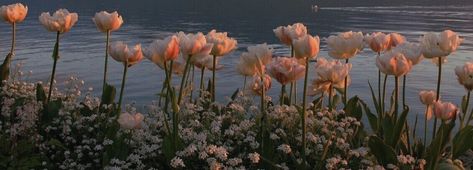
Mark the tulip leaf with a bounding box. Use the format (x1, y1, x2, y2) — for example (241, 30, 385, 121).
(231, 88, 239, 101)
(0, 53, 12, 84)
(51, 41, 59, 60)
(368, 135, 397, 165)
(359, 99, 379, 132)
(35, 83, 46, 103)
(42, 99, 63, 125)
(368, 82, 381, 116)
(382, 114, 395, 144)
(332, 94, 341, 108)
(461, 95, 468, 114)
(426, 121, 455, 170)
(101, 83, 116, 106)
(311, 94, 324, 110)
(344, 96, 362, 121)
(452, 125, 473, 158)
(171, 87, 180, 113)
(389, 106, 409, 147)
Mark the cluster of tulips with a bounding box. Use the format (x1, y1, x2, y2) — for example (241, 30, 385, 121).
(2, 2, 473, 168)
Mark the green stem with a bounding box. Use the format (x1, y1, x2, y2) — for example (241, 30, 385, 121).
(382, 74, 388, 114)
(10, 23, 16, 55)
(242, 76, 247, 96)
(102, 30, 110, 96)
(402, 75, 407, 107)
(259, 73, 266, 158)
(178, 55, 192, 104)
(328, 83, 333, 110)
(280, 84, 286, 105)
(117, 61, 129, 113)
(47, 32, 60, 103)
(424, 106, 429, 146)
(433, 57, 442, 140)
(189, 65, 195, 101)
(344, 58, 349, 105)
(212, 55, 217, 101)
(161, 61, 172, 135)
(200, 67, 205, 98)
(394, 76, 399, 117)
(289, 45, 295, 105)
(301, 56, 310, 166)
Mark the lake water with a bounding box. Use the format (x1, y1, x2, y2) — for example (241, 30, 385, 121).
(1, 0, 473, 125)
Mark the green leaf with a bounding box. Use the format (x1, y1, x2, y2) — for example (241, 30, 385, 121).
(231, 88, 239, 100)
(368, 82, 381, 115)
(47, 139, 66, 150)
(452, 125, 473, 158)
(0, 53, 12, 83)
(35, 83, 46, 103)
(461, 95, 468, 114)
(344, 96, 362, 120)
(389, 106, 410, 147)
(368, 135, 398, 165)
(101, 83, 116, 105)
(311, 95, 324, 110)
(426, 122, 455, 169)
(42, 99, 63, 124)
(51, 41, 59, 60)
(171, 87, 179, 113)
(332, 94, 341, 108)
(359, 99, 379, 132)
(382, 114, 395, 144)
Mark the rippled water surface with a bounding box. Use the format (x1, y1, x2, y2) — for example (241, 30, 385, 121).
(1, 1, 473, 122)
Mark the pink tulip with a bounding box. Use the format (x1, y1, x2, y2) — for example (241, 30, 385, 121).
(92, 11, 123, 32)
(206, 29, 237, 56)
(246, 75, 272, 96)
(144, 35, 180, 69)
(433, 101, 458, 121)
(327, 31, 364, 59)
(39, 9, 78, 33)
(267, 57, 305, 85)
(420, 30, 463, 59)
(376, 50, 412, 77)
(292, 34, 320, 59)
(0, 3, 27, 24)
(455, 62, 473, 91)
(177, 32, 213, 57)
(364, 32, 391, 53)
(117, 112, 144, 129)
(109, 41, 143, 67)
(273, 23, 307, 45)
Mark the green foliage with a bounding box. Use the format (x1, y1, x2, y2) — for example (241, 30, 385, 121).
(368, 135, 398, 166)
(426, 122, 455, 170)
(101, 83, 116, 106)
(452, 125, 473, 158)
(0, 53, 12, 83)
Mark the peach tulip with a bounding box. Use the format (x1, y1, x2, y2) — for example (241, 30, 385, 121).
(144, 35, 180, 69)
(455, 62, 473, 91)
(267, 57, 305, 85)
(393, 42, 424, 65)
(206, 29, 237, 56)
(420, 30, 463, 59)
(247, 74, 272, 96)
(388, 32, 405, 49)
(376, 50, 412, 77)
(433, 101, 458, 121)
(419, 90, 437, 120)
(236, 43, 273, 76)
(308, 58, 351, 96)
(117, 112, 144, 129)
(177, 32, 213, 57)
(364, 32, 391, 53)
(92, 11, 123, 32)
(292, 34, 320, 59)
(0, 3, 27, 24)
(192, 55, 222, 71)
(273, 23, 308, 45)
(327, 31, 364, 59)
(109, 41, 143, 67)
(39, 9, 78, 33)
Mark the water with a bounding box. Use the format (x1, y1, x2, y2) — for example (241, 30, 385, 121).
(1, 0, 473, 125)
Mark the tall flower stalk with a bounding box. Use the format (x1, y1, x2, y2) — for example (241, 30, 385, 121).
(117, 60, 129, 112)
(47, 32, 60, 102)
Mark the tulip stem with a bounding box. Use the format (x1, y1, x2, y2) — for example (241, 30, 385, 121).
(47, 32, 60, 103)
(10, 22, 16, 55)
(242, 76, 247, 96)
(377, 52, 381, 113)
(212, 55, 217, 102)
(394, 76, 399, 117)
(102, 30, 110, 97)
(280, 84, 286, 105)
(301, 56, 311, 167)
(117, 61, 128, 113)
(402, 75, 407, 107)
(200, 67, 205, 98)
(461, 90, 471, 129)
(432, 57, 442, 140)
(161, 61, 172, 135)
(178, 55, 192, 105)
(259, 73, 266, 162)
(329, 83, 333, 110)
(424, 106, 429, 145)
(343, 58, 349, 105)
(382, 74, 388, 114)
(289, 45, 295, 105)
(190, 65, 195, 101)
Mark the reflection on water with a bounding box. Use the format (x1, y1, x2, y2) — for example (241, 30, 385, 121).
(0, 1, 473, 124)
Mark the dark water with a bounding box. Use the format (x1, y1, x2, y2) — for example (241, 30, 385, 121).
(1, 1, 473, 126)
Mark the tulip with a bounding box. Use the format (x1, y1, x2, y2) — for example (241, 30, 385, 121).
(93, 11, 124, 98)
(0, 3, 28, 83)
(117, 112, 144, 129)
(309, 58, 351, 106)
(388, 32, 405, 49)
(419, 90, 437, 145)
(327, 31, 364, 60)
(267, 57, 305, 105)
(293, 34, 320, 60)
(433, 101, 458, 121)
(39, 9, 78, 103)
(236, 44, 273, 94)
(176, 32, 213, 104)
(364, 32, 391, 53)
(326, 31, 364, 104)
(420, 30, 462, 137)
(109, 41, 143, 112)
(0, 3, 27, 24)
(454, 62, 473, 128)
(308, 75, 350, 97)
(376, 50, 412, 77)
(205, 29, 237, 101)
(92, 11, 123, 33)
(273, 23, 308, 46)
(246, 74, 272, 96)
(39, 9, 78, 34)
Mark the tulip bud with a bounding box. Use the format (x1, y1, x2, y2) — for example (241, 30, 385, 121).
(455, 62, 473, 91)
(0, 3, 28, 24)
